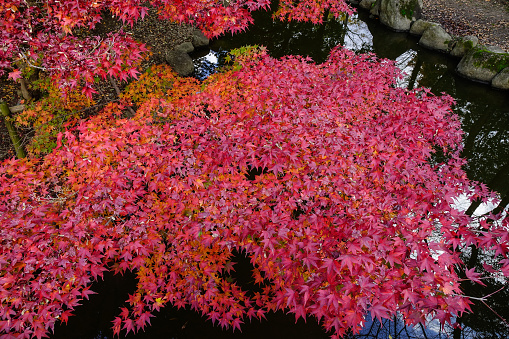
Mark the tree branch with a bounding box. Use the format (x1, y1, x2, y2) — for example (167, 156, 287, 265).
(108, 76, 136, 116)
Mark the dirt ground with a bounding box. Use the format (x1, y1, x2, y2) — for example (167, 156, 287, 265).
(422, 0, 509, 52)
(1, 1, 508, 160)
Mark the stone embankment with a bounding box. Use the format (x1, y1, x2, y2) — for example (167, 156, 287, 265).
(351, 0, 509, 90)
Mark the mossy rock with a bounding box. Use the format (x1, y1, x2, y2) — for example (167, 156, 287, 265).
(174, 42, 195, 54)
(472, 47, 509, 73)
(450, 35, 478, 58)
(192, 29, 209, 49)
(457, 46, 509, 83)
(380, 0, 423, 31)
(360, 0, 376, 10)
(409, 19, 437, 36)
(492, 67, 509, 90)
(399, 0, 419, 20)
(165, 50, 195, 76)
(370, 0, 382, 16)
(419, 25, 452, 52)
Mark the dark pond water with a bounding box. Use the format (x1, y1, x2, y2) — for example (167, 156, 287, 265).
(51, 7, 509, 339)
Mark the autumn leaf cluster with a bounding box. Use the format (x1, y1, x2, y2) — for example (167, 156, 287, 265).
(14, 77, 96, 156)
(1, 0, 352, 95)
(2, 47, 509, 338)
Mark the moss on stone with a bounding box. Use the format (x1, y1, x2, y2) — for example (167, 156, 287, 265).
(465, 40, 474, 49)
(472, 48, 509, 73)
(400, 0, 418, 20)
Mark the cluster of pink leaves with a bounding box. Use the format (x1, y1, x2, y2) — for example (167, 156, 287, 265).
(0, 0, 352, 95)
(1, 47, 509, 339)
(1, 0, 149, 95)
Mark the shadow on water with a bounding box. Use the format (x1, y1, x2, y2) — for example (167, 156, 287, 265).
(53, 7, 509, 339)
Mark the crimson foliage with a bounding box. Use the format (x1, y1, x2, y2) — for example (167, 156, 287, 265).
(0, 0, 352, 95)
(1, 47, 508, 339)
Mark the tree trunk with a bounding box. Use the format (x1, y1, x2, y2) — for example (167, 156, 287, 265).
(19, 78, 33, 102)
(0, 102, 26, 159)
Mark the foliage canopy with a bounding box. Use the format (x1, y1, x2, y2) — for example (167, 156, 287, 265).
(1, 47, 509, 338)
(0, 0, 352, 95)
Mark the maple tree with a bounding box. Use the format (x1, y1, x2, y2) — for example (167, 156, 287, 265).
(0, 0, 352, 96)
(2, 46, 509, 338)
(14, 77, 96, 156)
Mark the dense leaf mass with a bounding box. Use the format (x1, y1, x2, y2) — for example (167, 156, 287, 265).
(0, 0, 352, 95)
(1, 47, 509, 338)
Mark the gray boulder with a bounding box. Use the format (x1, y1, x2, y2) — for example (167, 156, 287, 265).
(450, 35, 478, 58)
(492, 67, 509, 90)
(166, 50, 194, 76)
(419, 25, 452, 52)
(192, 29, 209, 49)
(360, 0, 376, 10)
(456, 46, 509, 83)
(380, 0, 423, 31)
(409, 19, 436, 36)
(174, 42, 195, 54)
(484, 45, 506, 53)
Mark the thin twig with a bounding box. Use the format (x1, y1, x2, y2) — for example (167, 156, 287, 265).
(452, 285, 506, 301)
(481, 299, 509, 327)
(482, 285, 507, 300)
